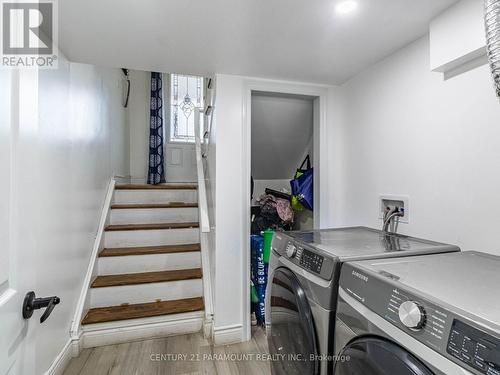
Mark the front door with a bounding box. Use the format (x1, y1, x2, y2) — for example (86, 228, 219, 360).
(0, 70, 37, 375)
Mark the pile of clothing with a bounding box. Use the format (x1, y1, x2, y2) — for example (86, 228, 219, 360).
(251, 193, 294, 234)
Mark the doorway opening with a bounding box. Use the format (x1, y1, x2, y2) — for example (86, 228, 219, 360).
(249, 89, 319, 338)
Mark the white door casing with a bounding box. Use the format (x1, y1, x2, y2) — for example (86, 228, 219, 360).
(240, 77, 329, 342)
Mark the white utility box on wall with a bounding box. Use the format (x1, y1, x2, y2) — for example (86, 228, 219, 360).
(379, 195, 409, 224)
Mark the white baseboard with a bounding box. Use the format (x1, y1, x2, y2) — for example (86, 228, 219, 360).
(213, 324, 244, 346)
(203, 315, 214, 340)
(70, 331, 83, 357)
(81, 312, 204, 348)
(129, 176, 147, 184)
(114, 175, 131, 184)
(44, 339, 73, 375)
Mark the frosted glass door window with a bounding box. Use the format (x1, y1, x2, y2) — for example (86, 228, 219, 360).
(169, 74, 204, 143)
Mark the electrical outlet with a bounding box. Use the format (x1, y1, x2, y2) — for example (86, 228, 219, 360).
(379, 195, 409, 224)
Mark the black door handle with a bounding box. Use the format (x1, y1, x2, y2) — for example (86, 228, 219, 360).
(22, 291, 60, 323)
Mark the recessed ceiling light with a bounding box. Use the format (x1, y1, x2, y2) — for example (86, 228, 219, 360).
(335, 0, 358, 15)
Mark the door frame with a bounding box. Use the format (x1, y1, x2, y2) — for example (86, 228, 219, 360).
(242, 78, 329, 341)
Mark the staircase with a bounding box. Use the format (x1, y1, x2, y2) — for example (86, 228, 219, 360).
(80, 183, 205, 343)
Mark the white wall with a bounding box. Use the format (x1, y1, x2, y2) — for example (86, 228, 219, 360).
(336, 35, 500, 253)
(28, 56, 129, 372)
(323, 86, 348, 228)
(128, 69, 150, 183)
(211, 75, 246, 342)
(165, 143, 197, 182)
(251, 92, 313, 180)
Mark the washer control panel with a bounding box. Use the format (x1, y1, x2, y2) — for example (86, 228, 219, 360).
(271, 234, 334, 280)
(447, 319, 500, 374)
(299, 248, 325, 274)
(285, 243, 297, 258)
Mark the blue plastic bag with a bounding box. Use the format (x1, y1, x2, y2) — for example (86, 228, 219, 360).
(290, 168, 314, 211)
(254, 283, 267, 324)
(251, 236, 268, 285)
(250, 235, 268, 324)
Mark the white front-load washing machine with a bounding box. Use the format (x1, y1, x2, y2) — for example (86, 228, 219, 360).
(265, 227, 460, 375)
(334, 251, 500, 375)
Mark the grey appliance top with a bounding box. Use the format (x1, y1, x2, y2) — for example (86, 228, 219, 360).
(349, 251, 500, 328)
(282, 226, 460, 261)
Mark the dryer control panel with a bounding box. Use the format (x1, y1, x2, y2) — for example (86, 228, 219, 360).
(447, 319, 500, 374)
(271, 234, 335, 280)
(340, 263, 453, 352)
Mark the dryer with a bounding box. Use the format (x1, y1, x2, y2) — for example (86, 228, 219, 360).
(265, 226, 460, 375)
(334, 251, 500, 375)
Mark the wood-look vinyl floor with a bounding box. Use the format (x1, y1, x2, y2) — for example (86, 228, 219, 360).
(64, 326, 271, 375)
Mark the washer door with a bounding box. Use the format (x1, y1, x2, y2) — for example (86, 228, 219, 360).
(268, 267, 318, 375)
(334, 337, 435, 375)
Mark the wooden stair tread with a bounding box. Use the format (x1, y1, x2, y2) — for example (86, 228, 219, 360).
(81, 297, 204, 325)
(99, 244, 201, 257)
(91, 268, 203, 288)
(111, 202, 198, 209)
(116, 184, 197, 190)
(105, 222, 199, 231)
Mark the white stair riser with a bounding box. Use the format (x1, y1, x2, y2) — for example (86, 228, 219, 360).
(82, 310, 205, 332)
(81, 313, 204, 348)
(110, 207, 199, 225)
(114, 190, 197, 204)
(89, 279, 203, 308)
(98, 252, 201, 275)
(104, 228, 199, 248)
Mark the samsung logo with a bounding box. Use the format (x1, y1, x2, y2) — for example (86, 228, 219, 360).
(351, 270, 368, 282)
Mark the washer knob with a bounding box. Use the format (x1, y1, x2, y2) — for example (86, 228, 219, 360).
(398, 301, 425, 330)
(285, 243, 297, 258)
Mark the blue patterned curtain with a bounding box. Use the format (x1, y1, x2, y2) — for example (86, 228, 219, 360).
(147, 72, 166, 184)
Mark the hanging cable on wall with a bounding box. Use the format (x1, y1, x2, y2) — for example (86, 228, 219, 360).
(121, 68, 131, 108)
(485, 0, 500, 98)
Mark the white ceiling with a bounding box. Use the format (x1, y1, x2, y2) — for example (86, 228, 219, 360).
(59, 0, 459, 84)
(251, 92, 313, 180)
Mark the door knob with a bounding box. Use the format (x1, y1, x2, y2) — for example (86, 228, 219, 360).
(22, 291, 60, 323)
